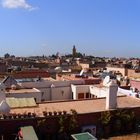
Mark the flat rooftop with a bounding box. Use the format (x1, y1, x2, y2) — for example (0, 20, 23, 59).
(42, 77, 56, 81)
(60, 74, 100, 81)
(10, 96, 140, 117)
(5, 88, 40, 94)
(92, 83, 105, 88)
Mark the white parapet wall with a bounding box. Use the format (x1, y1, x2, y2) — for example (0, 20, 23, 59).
(90, 86, 109, 98)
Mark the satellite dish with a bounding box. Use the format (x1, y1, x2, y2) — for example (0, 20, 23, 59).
(55, 67, 62, 70)
(0, 100, 10, 114)
(80, 69, 84, 76)
(103, 76, 110, 86)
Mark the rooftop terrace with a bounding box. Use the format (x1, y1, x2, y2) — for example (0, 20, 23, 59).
(10, 96, 140, 117)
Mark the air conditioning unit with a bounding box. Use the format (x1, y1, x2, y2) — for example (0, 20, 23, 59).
(82, 125, 96, 136)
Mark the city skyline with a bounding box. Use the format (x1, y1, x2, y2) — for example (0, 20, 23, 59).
(0, 0, 140, 57)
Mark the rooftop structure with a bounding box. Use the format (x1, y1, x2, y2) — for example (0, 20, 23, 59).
(5, 88, 41, 103)
(71, 132, 97, 140)
(56, 73, 101, 85)
(0, 83, 10, 114)
(6, 98, 37, 108)
(20, 126, 38, 140)
(10, 96, 140, 116)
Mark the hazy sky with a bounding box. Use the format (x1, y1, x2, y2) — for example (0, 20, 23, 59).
(0, 0, 140, 57)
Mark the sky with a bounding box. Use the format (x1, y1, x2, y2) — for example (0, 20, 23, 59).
(0, 0, 140, 57)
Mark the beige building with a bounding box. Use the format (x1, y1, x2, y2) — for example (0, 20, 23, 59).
(106, 66, 127, 77)
(79, 63, 90, 69)
(107, 66, 140, 79)
(127, 69, 140, 78)
(17, 80, 84, 101)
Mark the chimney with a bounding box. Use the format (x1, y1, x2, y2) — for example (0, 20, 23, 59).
(106, 80, 118, 110)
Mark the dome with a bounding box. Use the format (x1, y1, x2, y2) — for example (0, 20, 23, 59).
(0, 100, 10, 114)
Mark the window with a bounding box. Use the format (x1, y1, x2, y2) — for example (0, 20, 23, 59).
(34, 98, 37, 102)
(92, 95, 96, 98)
(86, 93, 90, 98)
(78, 93, 84, 99)
(61, 90, 64, 96)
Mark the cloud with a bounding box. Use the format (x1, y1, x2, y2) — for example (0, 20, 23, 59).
(1, 0, 38, 11)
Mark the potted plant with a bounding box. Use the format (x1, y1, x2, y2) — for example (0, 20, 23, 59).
(53, 111, 57, 116)
(63, 110, 67, 115)
(58, 115, 66, 133)
(23, 113, 28, 118)
(113, 109, 135, 133)
(58, 115, 69, 139)
(100, 111, 111, 137)
(43, 111, 48, 117)
(121, 110, 135, 132)
(28, 112, 32, 118)
(12, 113, 17, 119)
(48, 111, 52, 116)
(112, 109, 123, 133)
(0, 114, 3, 119)
(68, 109, 78, 134)
(58, 111, 62, 115)
(100, 111, 111, 126)
(32, 113, 36, 118)
(8, 113, 12, 119)
(17, 113, 22, 119)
